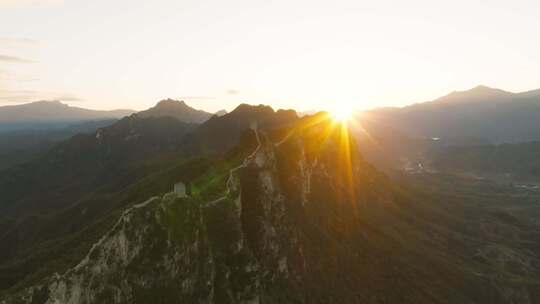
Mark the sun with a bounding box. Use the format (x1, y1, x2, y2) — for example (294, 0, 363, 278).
(328, 104, 354, 122)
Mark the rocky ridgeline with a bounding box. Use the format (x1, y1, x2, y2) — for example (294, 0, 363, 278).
(3, 119, 366, 303)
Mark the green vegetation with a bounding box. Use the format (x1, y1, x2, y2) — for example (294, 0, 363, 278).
(160, 195, 203, 242)
(0, 157, 214, 294)
(190, 161, 233, 201)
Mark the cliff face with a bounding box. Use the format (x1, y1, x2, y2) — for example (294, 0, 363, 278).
(5, 195, 213, 303)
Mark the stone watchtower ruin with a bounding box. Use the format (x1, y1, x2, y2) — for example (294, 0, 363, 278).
(173, 182, 187, 197)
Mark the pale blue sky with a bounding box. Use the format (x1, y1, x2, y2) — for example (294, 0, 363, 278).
(1, 0, 539, 112)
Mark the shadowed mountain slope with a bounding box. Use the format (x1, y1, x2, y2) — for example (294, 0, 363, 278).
(364, 85, 540, 144)
(0, 104, 299, 292)
(180, 103, 298, 155)
(0, 115, 198, 217)
(0, 119, 118, 170)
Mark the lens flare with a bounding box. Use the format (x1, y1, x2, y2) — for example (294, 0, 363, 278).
(328, 103, 354, 122)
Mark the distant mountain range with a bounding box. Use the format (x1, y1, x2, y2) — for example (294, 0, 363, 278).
(0, 99, 231, 170)
(363, 85, 540, 144)
(0, 101, 135, 131)
(0, 99, 229, 132)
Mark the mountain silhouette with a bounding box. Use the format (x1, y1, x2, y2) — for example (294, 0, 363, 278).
(0, 100, 134, 131)
(137, 99, 213, 123)
(364, 85, 540, 143)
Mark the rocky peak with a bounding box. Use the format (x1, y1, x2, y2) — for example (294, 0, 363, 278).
(230, 103, 275, 117)
(137, 99, 212, 123)
(214, 109, 227, 116)
(181, 104, 299, 156)
(155, 98, 187, 107)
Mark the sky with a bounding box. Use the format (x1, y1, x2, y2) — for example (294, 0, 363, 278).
(1, 0, 539, 113)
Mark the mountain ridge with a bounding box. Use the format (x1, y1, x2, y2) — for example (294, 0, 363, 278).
(362, 85, 540, 144)
(0, 101, 135, 132)
(429, 85, 513, 104)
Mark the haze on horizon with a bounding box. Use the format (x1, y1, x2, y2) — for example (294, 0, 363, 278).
(1, 0, 539, 113)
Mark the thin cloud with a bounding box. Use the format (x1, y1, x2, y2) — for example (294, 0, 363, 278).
(0, 90, 85, 105)
(176, 96, 215, 100)
(0, 0, 64, 8)
(55, 95, 84, 102)
(226, 89, 240, 95)
(17, 77, 40, 82)
(0, 89, 37, 96)
(0, 95, 38, 103)
(0, 70, 39, 82)
(0, 54, 35, 63)
(0, 37, 38, 46)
